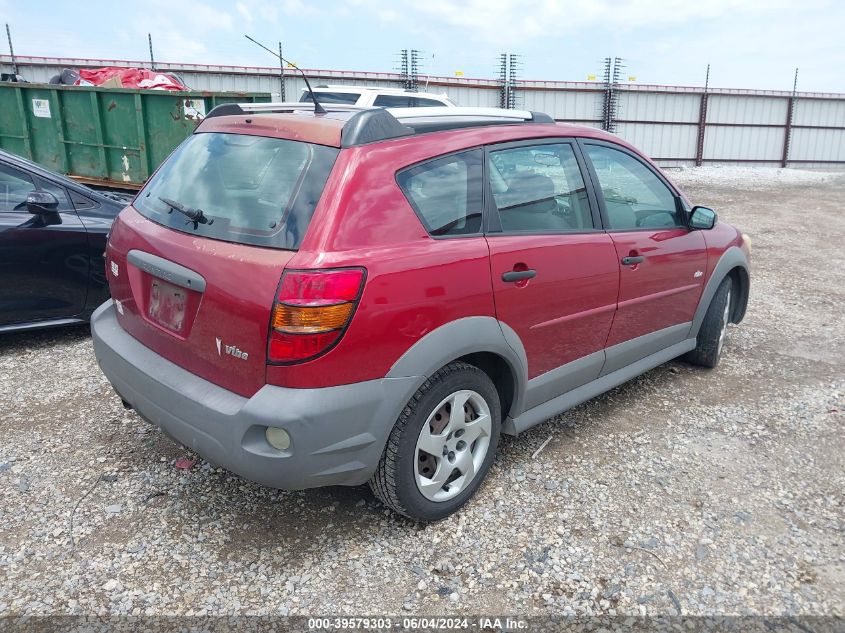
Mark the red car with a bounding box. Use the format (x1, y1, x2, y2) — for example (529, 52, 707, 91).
(92, 104, 750, 521)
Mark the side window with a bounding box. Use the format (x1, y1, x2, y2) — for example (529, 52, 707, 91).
(375, 95, 446, 108)
(300, 91, 360, 105)
(488, 143, 594, 233)
(411, 97, 445, 107)
(373, 94, 411, 108)
(0, 163, 36, 212)
(584, 144, 681, 230)
(69, 189, 99, 210)
(397, 149, 483, 236)
(33, 177, 73, 212)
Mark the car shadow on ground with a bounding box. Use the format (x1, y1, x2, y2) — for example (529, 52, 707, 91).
(4, 322, 698, 550)
(0, 323, 91, 354)
(131, 360, 688, 549)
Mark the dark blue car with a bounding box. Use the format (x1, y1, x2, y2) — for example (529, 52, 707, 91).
(0, 149, 132, 332)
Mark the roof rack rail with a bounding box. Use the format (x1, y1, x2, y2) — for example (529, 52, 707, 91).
(203, 103, 555, 146)
(391, 106, 551, 122)
(205, 101, 370, 119)
(389, 107, 554, 134)
(203, 102, 414, 146)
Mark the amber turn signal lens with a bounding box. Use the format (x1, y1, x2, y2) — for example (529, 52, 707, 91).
(271, 302, 355, 334)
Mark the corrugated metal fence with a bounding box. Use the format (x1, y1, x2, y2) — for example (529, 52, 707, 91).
(4, 55, 844, 169)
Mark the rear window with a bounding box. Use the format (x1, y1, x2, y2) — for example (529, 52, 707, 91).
(300, 91, 360, 104)
(135, 132, 339, 250)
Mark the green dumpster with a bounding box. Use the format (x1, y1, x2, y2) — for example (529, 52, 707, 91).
(0, 83, 271, 189)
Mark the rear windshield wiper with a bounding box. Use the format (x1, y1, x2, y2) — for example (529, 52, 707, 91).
(158, 197, 213, 228)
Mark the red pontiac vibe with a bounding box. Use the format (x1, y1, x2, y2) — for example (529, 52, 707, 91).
(91, 103, 750, 521)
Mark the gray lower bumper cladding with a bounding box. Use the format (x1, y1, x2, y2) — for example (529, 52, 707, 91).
(90, 301, 418, 490)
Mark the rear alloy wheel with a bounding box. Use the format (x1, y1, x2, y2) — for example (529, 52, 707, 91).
(370, 362, 501, 521)
(415, 389, 492, 502)
(685, 276, 733, 368)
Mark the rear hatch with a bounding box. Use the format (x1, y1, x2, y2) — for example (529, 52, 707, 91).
(105, 131, 339, 397)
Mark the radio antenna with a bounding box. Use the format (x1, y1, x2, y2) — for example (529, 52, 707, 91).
(244, 34, 326, 114)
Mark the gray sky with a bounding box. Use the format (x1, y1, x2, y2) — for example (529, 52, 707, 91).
(3, 0, 843, 92)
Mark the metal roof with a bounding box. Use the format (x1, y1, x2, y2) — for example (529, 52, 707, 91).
(307, 85, 450, 97)
(7, 55, 845, 99)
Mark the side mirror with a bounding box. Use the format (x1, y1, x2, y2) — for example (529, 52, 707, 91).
(689, 205, 717, 230)
(26, 191, 59, 215)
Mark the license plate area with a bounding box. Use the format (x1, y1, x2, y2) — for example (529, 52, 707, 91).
(148, 279, 187, 332)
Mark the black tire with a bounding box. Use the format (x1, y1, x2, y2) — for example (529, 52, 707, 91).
(685, 276, 733, 368)
(369, 361, 501, 521)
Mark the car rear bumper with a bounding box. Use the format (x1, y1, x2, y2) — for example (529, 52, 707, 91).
(90, 301, 419, 490)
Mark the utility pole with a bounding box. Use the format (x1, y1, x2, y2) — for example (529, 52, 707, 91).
(278, 41, 286, 101)
(695, 64, 710, 166)
(499, 53, 508, 108)
(508, 54, 521, 109)
(398, 49, 409, 89)
(601, 57, 623, 132)
(601, 58, 611, 131)
(498, 53, 521, 109)
(409, 49, 419, 92)
(6, 24, 17, 75)
(148, 33, 156, 71)
(782, 67, 798, 168)
(396, 49, 421, 91)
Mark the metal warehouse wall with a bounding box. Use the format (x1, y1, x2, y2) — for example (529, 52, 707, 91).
(4, 55, 844, 168)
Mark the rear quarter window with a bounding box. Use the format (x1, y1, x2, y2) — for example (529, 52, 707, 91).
(69, 189, 98, 210)
(134, 132, 339, 250)
(396, 149, 483, 237)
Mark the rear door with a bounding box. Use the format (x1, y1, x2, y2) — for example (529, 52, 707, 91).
(484, 139, 619, 403)
(0, 162, 89, 326)
(580, 141, 707, 364)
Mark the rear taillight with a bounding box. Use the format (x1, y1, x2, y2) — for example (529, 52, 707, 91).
(268, 268, 366, 364)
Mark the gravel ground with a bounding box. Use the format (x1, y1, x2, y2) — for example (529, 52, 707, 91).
(0, 167, 843, 619)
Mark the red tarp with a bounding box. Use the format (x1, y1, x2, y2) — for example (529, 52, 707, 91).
(76, 67, 187, 91)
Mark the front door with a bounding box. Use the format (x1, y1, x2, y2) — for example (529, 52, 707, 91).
(485, 140, 619, 404)
(580, 141, 707, 363)
(0, 162, 89, 326)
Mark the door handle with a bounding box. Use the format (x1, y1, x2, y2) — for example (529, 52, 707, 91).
(621, 256, 644, 266)
(502, 269, 537, 282)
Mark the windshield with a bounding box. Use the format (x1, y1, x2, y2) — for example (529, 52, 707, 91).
(134, 133, 339, 250)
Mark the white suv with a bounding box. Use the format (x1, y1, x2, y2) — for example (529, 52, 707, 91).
(300, 85, 456, 108)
